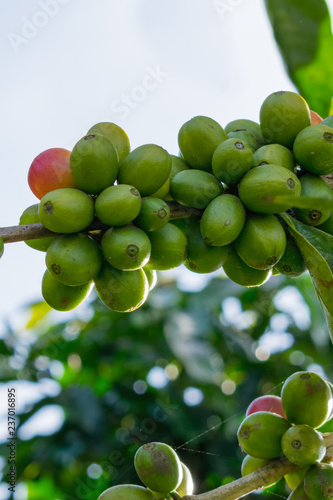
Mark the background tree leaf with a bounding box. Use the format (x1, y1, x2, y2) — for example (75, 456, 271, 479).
(265, 0, 333, 117)
(280, 213, 333, 338)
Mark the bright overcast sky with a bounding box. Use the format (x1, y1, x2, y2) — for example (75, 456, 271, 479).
(0, 0, 331, 328)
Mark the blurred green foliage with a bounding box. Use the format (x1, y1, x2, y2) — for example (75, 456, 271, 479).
(265, 0, 333, 117)
(0, 271, 332, 499)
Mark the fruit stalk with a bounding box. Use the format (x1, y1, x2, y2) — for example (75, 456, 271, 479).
(0, 203, 201, 244)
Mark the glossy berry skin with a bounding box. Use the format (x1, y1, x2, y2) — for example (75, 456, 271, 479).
(94, 264, 149, 313)
(145, 223, 188, 271)
(38, 188, 95, 234)
(70, 133, 119, 194)
(28, 148, 76, 199)
(281, 371, 333, 429)
(46, 233, 103, 286)
(101, 226, 151, 271)
(134, 442, 182, 494)
(134, 197, 170, 232)
(237, 411, 291, 459)
(246, 395, 285, 418)
(19, 204, 56, 252)
(150, 462, 194, 499)
(285, 466, 309, 490)
(176, 462, 194, 497)
(241, 455, 270, 476)
(97, 484, 155, 499)
(281, 424, 326, 466)
(41, 270, 93, 312)
(259, 90, 311, 148)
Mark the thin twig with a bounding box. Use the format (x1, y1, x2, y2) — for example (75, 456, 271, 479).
(0, 203, 202, 244)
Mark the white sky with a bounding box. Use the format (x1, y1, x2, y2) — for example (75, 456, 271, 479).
(0, 0, 331, 327)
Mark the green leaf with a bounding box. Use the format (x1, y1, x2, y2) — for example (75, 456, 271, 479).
(263, 195, 333, 212)
(265, 0, 333, 117)
(280, 213, 333, 339)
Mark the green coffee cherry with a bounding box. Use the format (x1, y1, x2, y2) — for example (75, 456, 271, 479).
(184, 223, 231, 274)
(20, 204, 56, 251)
(117, 144, 172, 196)
(70, 133, 119, 194)
(281, 425, 326, 466)
(241, 455, 270, 476)
(253, 143, 295, 171)
(304, 463, 333, 500)
(95, 184, 142, 226)
(170, 170, 224, 209)
(212, 138, 253, 186)
(101, 226, 151, 270)
(287, 483, 310, 499)
(237, 411, 291, 459)
(295, 174, 333, 226)
(227, 129, 259, 152)
(143, 267, 157, 291)
(176, 462, 194, 496)
(87, 122, 130, 163)
(94, 263, 148, 312)
(293, 124, 333, 175)
(46, 233, 103, 286)
(134, 197, 170, 232)
(178, 116, 228, 171)
(224, 118, 264, 146)
(285, 466, 309, 490)
(259, 90, 311, 148)
(145, 223, 187, 271)
(151, 178, 170, 199)
(169, 155, 190, 181)
(281, 372, 333, 428)
(97, 484, 155, 500)
(234, 213, 287, 270)
(241, 455, 277, 488)
(238, 165, 301, 213)
(200, 194, 246, 246)
(274, 233, 306, 277)
(134, 442, 182, 494)
(223, 249, 272, 287)
(39, 188, 95, 233)
(41, 270, 93, 311)
(148, 462, 193, 499)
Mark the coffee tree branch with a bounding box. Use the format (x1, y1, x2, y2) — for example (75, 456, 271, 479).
(0, 203, 202, 244)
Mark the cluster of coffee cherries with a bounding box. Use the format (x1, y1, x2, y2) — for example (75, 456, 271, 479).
(97, 442, 193, 499)
(95, 372, 333, 499)
(238, 371, 333, 499)
(18, 90, 333, 312)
